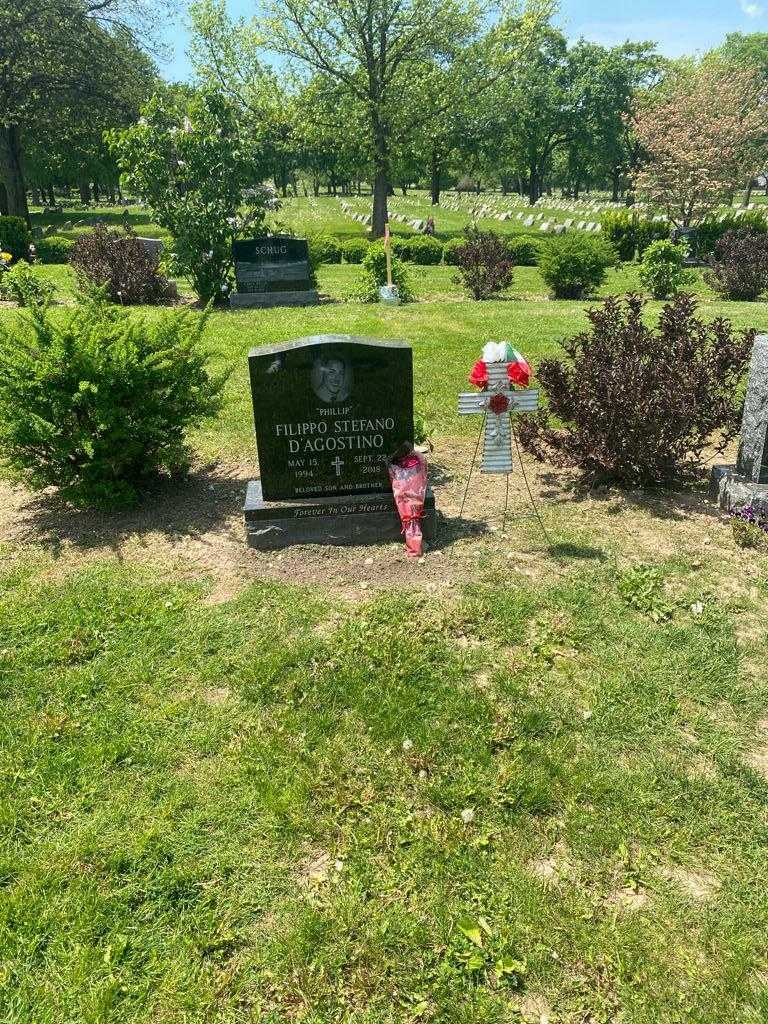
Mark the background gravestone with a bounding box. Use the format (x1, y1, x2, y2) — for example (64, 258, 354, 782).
(137, 237, 163, 258)
(230, 235, 319, 309)
(244, 334, 436, 548)
(711, 334, 768, 516)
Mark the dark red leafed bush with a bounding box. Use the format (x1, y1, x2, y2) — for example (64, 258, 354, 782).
(517, 293, 754, 486)
(705, 229, 768, 301)
(70, 224, 177, 305)
(452, 227, 514, 300)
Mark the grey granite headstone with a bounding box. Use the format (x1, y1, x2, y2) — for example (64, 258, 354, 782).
(737, 336, 768, 485)
(244, 334, 436, 548)
(137, 237, 163, 258)
(230, 236, 319, 309)
(711, 334, 768, 516)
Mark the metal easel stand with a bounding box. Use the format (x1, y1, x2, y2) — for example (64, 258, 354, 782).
(459, 413, 554, 546)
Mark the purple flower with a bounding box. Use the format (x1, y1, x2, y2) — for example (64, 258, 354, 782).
(731, 504, 768, 533)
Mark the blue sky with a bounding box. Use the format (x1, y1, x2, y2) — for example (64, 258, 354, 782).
(158, 0, 767, 81)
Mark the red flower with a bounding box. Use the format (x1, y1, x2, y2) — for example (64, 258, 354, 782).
(507, 359, 531, 387)
(488, 393, 509, 415)
(469, 360, 488, 387)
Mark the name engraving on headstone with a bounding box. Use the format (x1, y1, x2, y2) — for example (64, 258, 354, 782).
(231, 236, 319, 308)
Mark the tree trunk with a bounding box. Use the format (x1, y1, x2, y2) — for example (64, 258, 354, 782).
(93, 181, 100, 203)
(0, 182, 8, 216)
(743, 181, 754, 208)
(611, 167, 621, 203)
(372, 167, 389, 238)
(371, 117, 390, 238)
(430, 148, 441, 205)
(528, 169, 538, 205)
(0, 125, 30, 226)
(78, 177, 91, 204)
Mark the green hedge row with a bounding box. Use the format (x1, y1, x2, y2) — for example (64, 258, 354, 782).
(308, 232, 545, 267)
(600, 211, 670, 261)
(601, 209, 768, 262)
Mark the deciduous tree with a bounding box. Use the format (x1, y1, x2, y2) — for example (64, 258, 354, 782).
(633, 62, 768, 226)
(109, 90, 270, 303)
(0, 0, 164, 224)
(259, 0, 552, 235)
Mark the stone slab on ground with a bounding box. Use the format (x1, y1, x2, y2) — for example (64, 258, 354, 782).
(230, 289, 320, 309)
(244, 480, 437, 549)
(710, 466, 768, 517)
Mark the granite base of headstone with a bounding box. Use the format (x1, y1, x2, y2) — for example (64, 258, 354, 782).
(244, 334, 437, 549)
(244, 481, 437, 549)
(230, 236, 319, 309)
(710, 334, 768, 517)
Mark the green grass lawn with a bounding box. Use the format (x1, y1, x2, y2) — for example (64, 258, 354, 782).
(30, 204, 172, 242)
(20, 260, 768, 464)
(2, 548, 768, 1023)
(2, 205, 768, 1023)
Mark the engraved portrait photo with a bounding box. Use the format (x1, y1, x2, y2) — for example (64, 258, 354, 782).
(311, 354, 353, 404)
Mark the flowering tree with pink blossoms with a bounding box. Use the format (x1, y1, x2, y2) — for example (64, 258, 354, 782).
(633, 63, 768, 227)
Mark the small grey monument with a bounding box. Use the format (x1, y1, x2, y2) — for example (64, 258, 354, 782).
(230, 236, 319, 309)
(137, 237, 163, 258)
(243, 334, 437, 549)
(711, 334, 768, 517)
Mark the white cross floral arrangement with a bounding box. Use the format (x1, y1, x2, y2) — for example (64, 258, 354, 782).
(458, 342, 537, 476)
(469, 342, 531, 393)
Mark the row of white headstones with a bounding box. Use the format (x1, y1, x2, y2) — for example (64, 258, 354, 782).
(339, 199, 429, 233)
(339, 197, 601, 234)
(338, 193, 763, 237)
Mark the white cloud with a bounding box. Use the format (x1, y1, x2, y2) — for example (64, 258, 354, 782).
(741, 1, 764, 17)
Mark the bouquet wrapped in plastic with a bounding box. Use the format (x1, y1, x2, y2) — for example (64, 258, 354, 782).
(388, 447, 428, 557)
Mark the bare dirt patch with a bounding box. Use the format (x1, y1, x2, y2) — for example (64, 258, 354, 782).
(745, 744, 768, 780)
(527, 841, 576, 886)
(659, 864, 721, 902)
(201, 687, 231, 705)
(516, 992, 555, 1024)
(0, 438, 760, 605)
(607, 886, 649, 912)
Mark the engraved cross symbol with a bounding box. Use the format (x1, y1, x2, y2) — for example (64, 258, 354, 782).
(331, 455, 344, 477)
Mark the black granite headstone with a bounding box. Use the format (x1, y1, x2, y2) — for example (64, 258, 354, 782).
(244, 334, 437, 548)
(230, 235, 319, 309)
